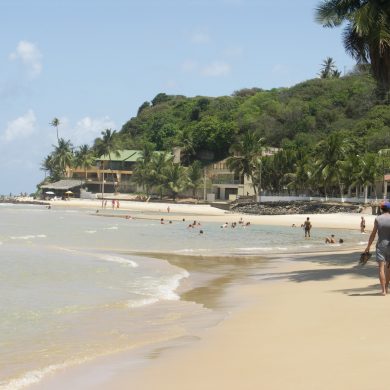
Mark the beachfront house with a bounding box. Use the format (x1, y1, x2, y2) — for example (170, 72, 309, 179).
(40, 179, 85, 199)
(207, 147, 280, 201)
(69, 149, 176, 196)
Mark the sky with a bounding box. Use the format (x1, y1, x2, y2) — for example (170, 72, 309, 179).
(0, 0, 356, 195)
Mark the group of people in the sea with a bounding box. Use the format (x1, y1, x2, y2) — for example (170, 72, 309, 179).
(292, 217, 344, 244)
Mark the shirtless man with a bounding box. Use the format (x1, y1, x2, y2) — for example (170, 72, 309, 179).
(303, 217, 312, 238)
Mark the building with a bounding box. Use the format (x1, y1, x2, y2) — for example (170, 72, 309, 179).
(70, 149, 174, 195)
(207, 147, 280, 201)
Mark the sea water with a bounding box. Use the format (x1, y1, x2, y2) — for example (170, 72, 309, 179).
(0, 204, 365, 389)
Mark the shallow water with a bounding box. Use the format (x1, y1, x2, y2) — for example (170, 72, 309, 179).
(0, 204, 365, 389)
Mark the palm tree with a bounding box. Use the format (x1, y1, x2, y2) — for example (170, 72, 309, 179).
(315, 0, 390, 96)
(74, 145, 95, 180)
(356, 153, 381, 202)
(186, 161, 203, 199)
(133, 159, 153, 197)
(94, 129, 121, 205)
(149, 152, 172, 199)
(226, 131, 265, 197)
(319, 57, 339, 78)
(163, 162, 187, 201)
(314, 132, 349, 197)
(51, 117, 60, 144)
(51, 138, 74, 178)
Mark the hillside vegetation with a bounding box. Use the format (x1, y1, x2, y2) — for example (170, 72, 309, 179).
(118, 73, 389, 163)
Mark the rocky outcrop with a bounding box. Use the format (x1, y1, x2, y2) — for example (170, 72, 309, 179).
(230, 200, 360, 215)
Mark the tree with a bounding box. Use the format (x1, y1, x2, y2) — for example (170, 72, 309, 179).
(94, 129, 121, 163)
(357, 152, 381, 202)
(314, 132, 349, 197)
(51, 138, 74, 178)
(74, 144, 95, 179)
(315, 0, 390, 96)
(50, 117, 60, 143)
(319, 57, 340, 78)
(163, 162, 187, 201)
(149, 152, 172, 199)
(132, 142, 157, 197)
(226, 131, 264, 196)
(186, 161, 203, 199)
(94, 129, 121, 200)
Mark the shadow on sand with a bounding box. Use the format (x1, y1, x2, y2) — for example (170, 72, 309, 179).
(256, 251, 381, 296)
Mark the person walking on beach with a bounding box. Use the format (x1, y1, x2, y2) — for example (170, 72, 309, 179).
(360, 216, 366, 233)
(365, 201, 390, 296)
(303, 217, 312, 238)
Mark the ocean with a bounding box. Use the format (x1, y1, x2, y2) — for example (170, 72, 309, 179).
(0, 204, 366, 389)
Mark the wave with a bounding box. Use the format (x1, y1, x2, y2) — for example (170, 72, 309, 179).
(84, 230, 97, 234)
(104, 226, 118, 230)
(0, 358, 87, 390)
(10, 234, 47, 240)
(98, 255, 138, 268)
(127, 270, 189, 308)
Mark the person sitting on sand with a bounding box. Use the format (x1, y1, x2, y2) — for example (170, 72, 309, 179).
(160, 218, 165, 224)
(325, 234, 336, 244)
(365, 201, 390, 295)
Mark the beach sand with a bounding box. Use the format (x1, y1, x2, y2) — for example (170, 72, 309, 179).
(30, 201, 386, 390)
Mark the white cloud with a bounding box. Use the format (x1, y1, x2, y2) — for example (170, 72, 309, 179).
(70, 116, 116, 145)
(272, 64, 289, 75)
(191, 32, 210, 44)
(1, 110, 36, 142)
(201, 61, 231, 77)
(181, 59, 198, 73)
(9, 41, 42, 77)
(223, 46, 244, 58)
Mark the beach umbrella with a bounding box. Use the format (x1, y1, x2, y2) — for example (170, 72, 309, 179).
(45, 191, 55, 194)
(65, 191, 73, 194)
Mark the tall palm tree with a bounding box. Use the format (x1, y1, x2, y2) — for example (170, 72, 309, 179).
(74, 144, 95, 179)
(314, 132, 349, 197)
(186, 161, 203, 199)
(356, 152, 380, 202)
(315, 0, 390, 95)
(52, 138, 74, 178)
(133, 159, 153, 197)
(51, 117, 60, 144)
(149, 152, 172, 199)
(163, 162, 187, 201)
(94, 129, 121, 204)
(226, 131, 265, 197)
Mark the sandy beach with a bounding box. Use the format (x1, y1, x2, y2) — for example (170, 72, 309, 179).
(48, 197, 377, 230)
(24, 200, 389, 390)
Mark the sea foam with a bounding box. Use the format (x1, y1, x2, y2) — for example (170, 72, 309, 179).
(98, 255, 138, 268)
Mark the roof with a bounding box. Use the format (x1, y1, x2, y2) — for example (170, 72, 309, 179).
(98, 150, 142, 162)
(97, 149, 172, 162)
(40, 179, 85, 190)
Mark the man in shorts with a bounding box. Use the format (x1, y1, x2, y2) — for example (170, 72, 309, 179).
(365, 201, 390, 295)
(303, 217, 312, 238)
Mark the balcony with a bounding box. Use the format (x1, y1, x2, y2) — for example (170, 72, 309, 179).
(211, 177, 242, 185)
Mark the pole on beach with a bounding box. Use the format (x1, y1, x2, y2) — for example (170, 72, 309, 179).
(203, 167, 207, 201)
(99, 161, 105, 208)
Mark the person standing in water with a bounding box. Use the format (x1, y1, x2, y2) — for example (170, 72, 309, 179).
(365, 202, 390, 295)
(360, 216, 366, 233)
(303, 217, 312, 238)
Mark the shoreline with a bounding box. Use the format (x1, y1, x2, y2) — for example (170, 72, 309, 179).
(5, 201, 379, 389)
(28, 244, 379, 390)
(45, 198, 376, 231)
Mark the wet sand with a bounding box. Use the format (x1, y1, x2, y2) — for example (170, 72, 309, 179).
(29, 200, 384, 390)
